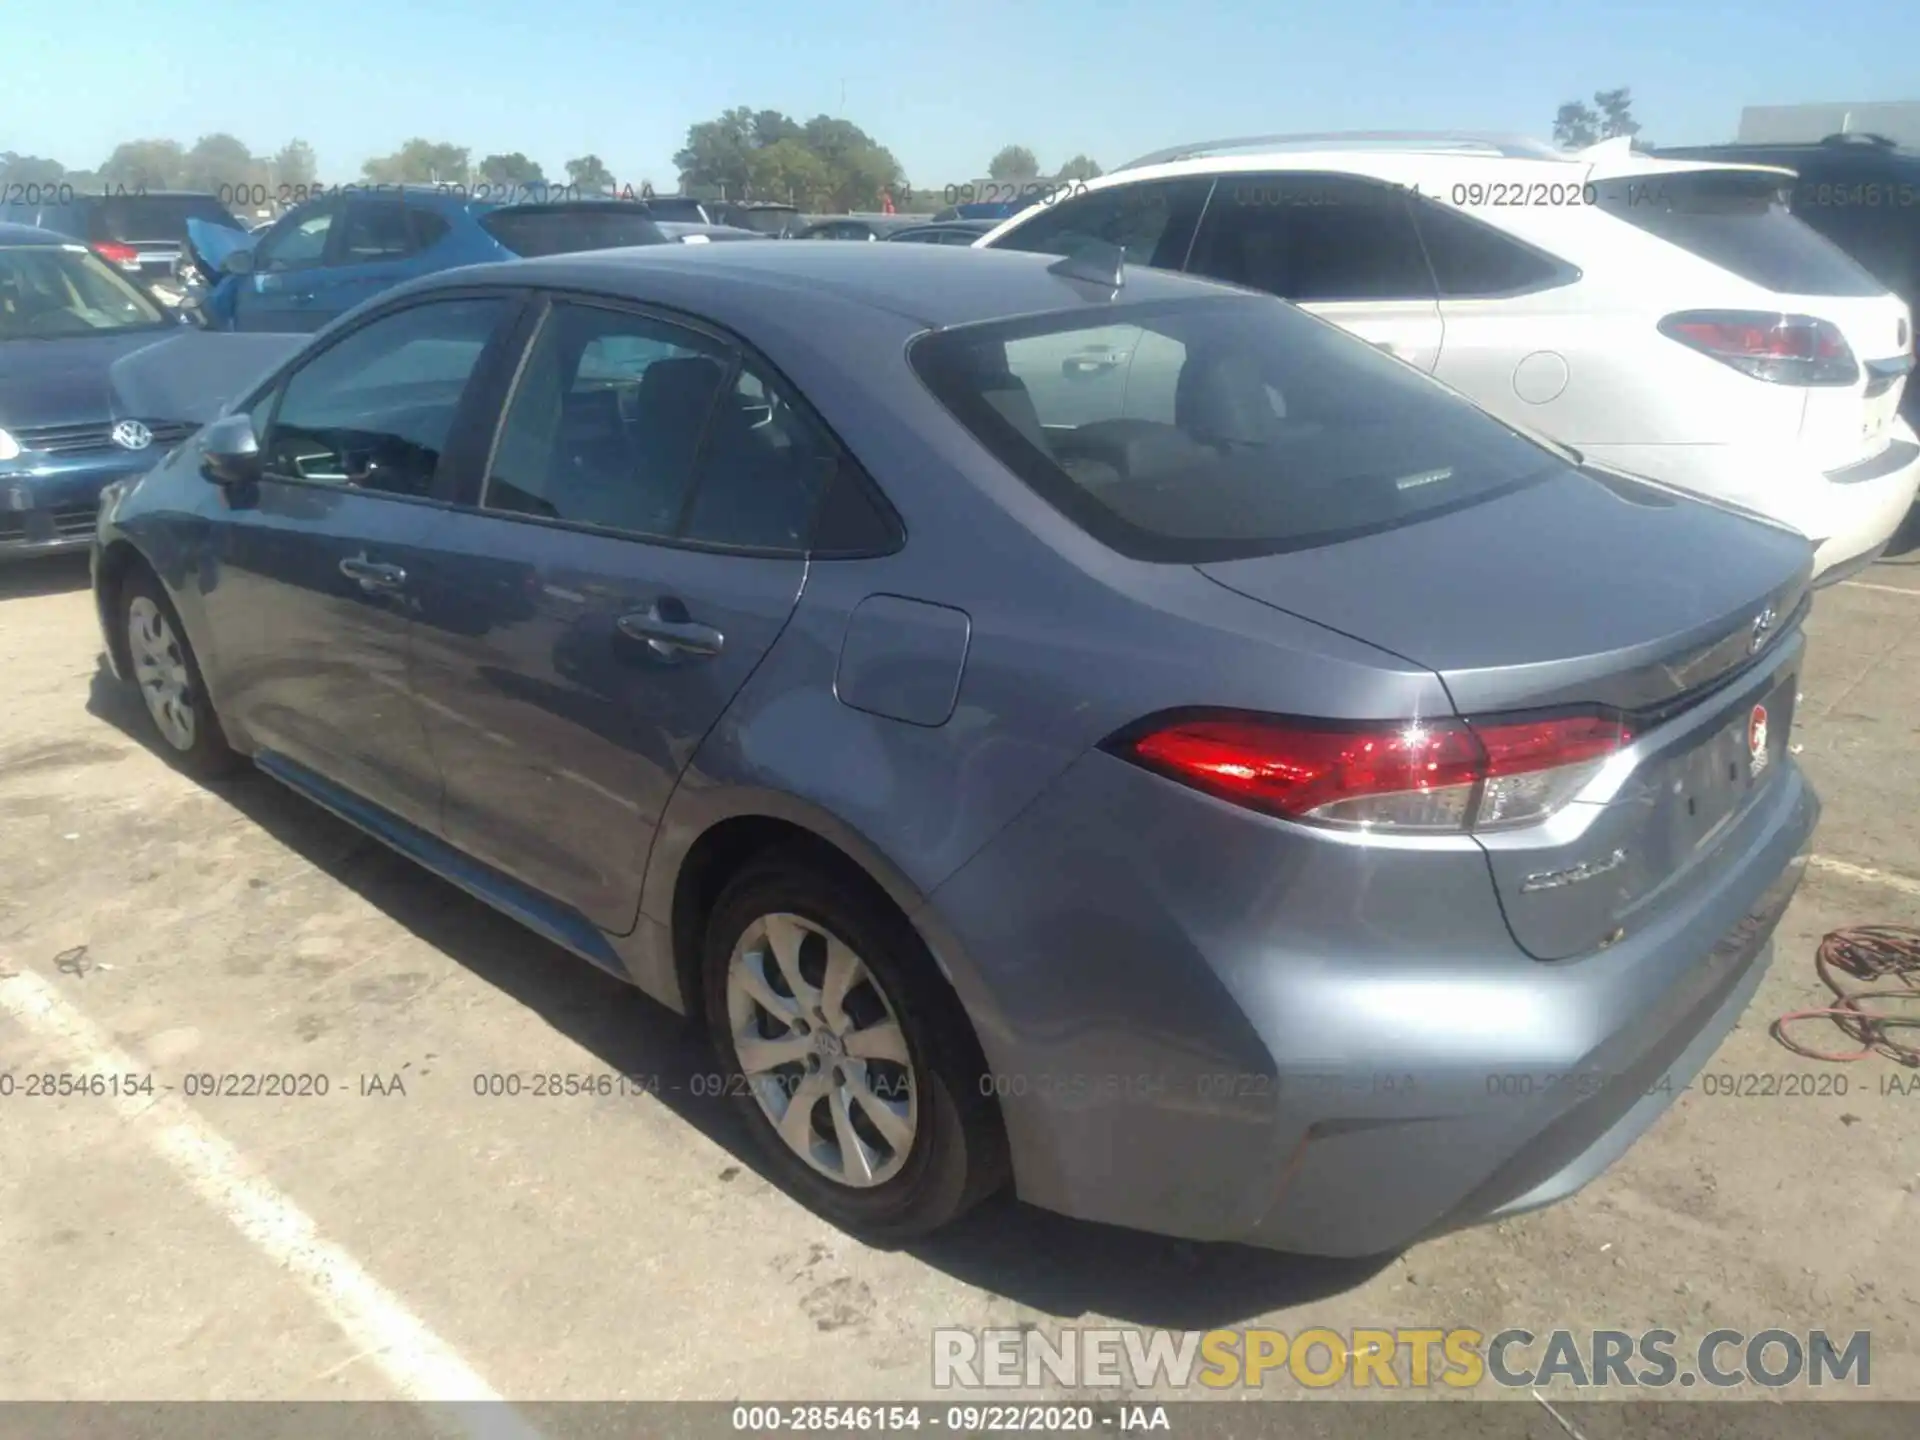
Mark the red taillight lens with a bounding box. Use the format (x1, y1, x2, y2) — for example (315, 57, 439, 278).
(1114, 711, 1631, 834)
(1659, 309, 1858, 386)
(92, 241, 141, 270)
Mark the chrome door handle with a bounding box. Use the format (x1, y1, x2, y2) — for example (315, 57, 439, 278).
(616, 606, 725, 659)
(340, 556, 407, 593)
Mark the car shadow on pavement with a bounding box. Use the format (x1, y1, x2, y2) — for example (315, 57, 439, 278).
(1882, 504, 1920, 562)
(86, 656, 1392, 1329)
(0, 553, 92, 600)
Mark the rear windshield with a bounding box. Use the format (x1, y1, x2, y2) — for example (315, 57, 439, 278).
(642, 197, 709, 223)
(909, 295, 1566, 563)
(1595, 169, 1888, 296)
(733, 208, 801, 234)
(478, 206, 667, 257)
(94, 195, 240, 242)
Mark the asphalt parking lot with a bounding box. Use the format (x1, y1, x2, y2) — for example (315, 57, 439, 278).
(3, 544, 1920, 1412)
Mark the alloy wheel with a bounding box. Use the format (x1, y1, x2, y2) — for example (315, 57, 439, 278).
(127, 596, 196, 752)
(725, 911, 918, 1188)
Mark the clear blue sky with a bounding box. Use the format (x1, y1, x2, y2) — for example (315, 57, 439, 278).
(3, 0, 1914, 186)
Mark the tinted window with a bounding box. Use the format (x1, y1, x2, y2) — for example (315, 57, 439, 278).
(680, 367, 840, 550)
(0, 243, 167, 338)
(910, 295, 1563, 563)
(1786, 168, 1920, 298)
(992, 178, 1213, 269)
(258, 206, 335, 272)
(477, 206, 666, 257)
(735, 208, 801, 235)
(410, 209, 452, 250)
(337, 200, 414, 262)
(1597, 170, 1888, 296)
(1410, 199, 1573, 297)
(644, 197, 709, 223)
(261, 297, 508, 496)
(1, 200, 88, 237)
(1186, 175, 1433, 302)
(94, 195, 240, 242)
(484, 303, 730, 537)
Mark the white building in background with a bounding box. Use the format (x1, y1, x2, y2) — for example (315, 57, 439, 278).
(1737, 101, 1920, 146)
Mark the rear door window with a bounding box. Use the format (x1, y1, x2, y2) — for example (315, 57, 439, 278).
(990, 178, 1214, 270)
(1596, 169, 1888, 296)
(336, 199, 416, 263)
(477, 205, 666, 257)
(910, 294, 1564, 562)
(1185, 174, 1433, 302)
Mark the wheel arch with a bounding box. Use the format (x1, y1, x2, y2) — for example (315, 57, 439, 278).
(647, 785, 1010, 1099)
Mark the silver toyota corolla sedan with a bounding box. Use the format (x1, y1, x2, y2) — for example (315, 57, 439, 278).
(92, 241, 1819, 1256)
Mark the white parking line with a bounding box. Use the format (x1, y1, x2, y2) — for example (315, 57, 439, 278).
(1808, 854, 1920, 899)
(1838, 579, 1920, 597)
(0, 966, 545, 1439)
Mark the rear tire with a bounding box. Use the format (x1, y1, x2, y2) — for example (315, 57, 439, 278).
(702, 849, 1008, 1242)
(120, 567, 239, 780)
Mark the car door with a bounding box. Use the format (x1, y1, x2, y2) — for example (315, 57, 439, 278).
(403, 296, 822, 934)
(231, 200, 339, 332)
(308, 195, 429, 325)
(195, 292, 520, 828)
(1183, 172, 1444, 371)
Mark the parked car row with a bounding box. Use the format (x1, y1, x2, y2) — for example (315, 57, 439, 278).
(0, 126, 1910, 1266)
(968, 131, 1920, 585)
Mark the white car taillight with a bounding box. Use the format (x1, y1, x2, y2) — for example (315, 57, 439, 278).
(1659, 310, 1859, 387)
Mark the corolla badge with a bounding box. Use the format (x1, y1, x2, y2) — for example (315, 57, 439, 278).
(1749, 605, 1777, 655)
(1749, 703, 1770, 777)
(1520, 848, 1628, 894)
(110, 420, 153, 451)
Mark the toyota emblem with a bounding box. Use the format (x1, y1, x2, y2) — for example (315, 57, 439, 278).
(1748, 703, 1770, 777)
(111, 420, 153, 451)
(1749, 605, 1777, 655)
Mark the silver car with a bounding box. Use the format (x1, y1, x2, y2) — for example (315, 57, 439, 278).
(93, 242, 1818, 1255)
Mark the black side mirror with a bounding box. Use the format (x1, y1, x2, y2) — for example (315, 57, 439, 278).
(200, 414, 262, 485)
(221, 249, 256, 276)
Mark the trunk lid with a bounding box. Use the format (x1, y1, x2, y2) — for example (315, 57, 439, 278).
(1199, 464, 1813, 959)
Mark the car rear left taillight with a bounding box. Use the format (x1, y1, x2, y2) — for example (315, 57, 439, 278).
(92, 241, 142, 271)
(1659, 309, 1858, 386)
(1107, 710, 1632, 834)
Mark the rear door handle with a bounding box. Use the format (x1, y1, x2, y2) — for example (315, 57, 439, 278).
(616, 604, 725, 659)
(340, 556, 407, 593)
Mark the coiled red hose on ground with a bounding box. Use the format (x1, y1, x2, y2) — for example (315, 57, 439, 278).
(1772, 924, 1920, 1065)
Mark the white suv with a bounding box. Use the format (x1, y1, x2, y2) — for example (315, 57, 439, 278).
(977, 131, 1919, 582)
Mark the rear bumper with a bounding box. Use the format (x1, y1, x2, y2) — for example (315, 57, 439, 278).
(1582, 425, 1920, 583)
(926, 750, 1819, 1257)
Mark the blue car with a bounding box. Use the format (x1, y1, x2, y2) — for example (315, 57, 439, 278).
(193, 187, 670, 333)
(0, 223, 205, 559)
(93, 243, 1814, 1255)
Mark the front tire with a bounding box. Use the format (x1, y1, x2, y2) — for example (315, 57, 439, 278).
(702, 850, 1008, 1241)
(120, 568, 238, 780)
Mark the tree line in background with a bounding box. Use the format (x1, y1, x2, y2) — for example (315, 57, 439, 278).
(0, 90, 1640, 218)
(0, 135, 626, 206)
(1552, 87, 1643, 148)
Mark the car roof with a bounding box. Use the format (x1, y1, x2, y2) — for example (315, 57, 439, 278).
(1018, 136, 1796, 202)
(0, 222, 77, 245)
(412, 240, 1225, 329)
